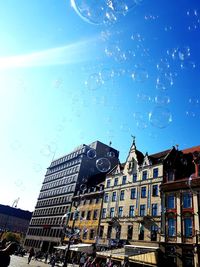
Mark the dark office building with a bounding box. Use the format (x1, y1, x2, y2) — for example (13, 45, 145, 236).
(0, 204, 32, 235)
(24, 141, 119, 252)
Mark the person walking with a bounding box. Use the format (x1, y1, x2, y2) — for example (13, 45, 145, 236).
(28, 247, 35, 264)
(0, 242, 18, 267)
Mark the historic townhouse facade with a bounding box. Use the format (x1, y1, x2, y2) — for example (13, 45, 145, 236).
(67, 179, 104, 246)
(98, 139, 173, 252)
(24, 141, 119, 253)
(160, 146, 200, 267)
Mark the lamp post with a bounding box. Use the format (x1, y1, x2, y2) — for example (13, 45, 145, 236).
(63, 186, 85, 267)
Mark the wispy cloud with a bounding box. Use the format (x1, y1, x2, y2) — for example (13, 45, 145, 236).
(0, 37, 100, 69)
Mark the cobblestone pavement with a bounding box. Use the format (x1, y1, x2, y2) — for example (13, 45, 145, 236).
(10, 255, 49, 267)
(10, 255, 77, 267)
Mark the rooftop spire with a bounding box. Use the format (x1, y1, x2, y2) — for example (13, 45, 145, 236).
(131, 135, 136, 146)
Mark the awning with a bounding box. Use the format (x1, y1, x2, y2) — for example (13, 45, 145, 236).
(96, 248, 127, 260)
(129, 251, 158, 266)
(54, 244, 93, 254)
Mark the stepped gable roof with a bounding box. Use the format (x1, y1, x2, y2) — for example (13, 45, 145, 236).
(0, 204, 32, 220)
(182, 145, 200, 154)
(148, 149, 171, 164)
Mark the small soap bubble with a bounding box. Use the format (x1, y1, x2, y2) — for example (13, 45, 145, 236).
(133, 112, 148, 129)
(87, 149, 97, 159)
(131, 66, 149, 83)
(85, 73, 103, 91)
(107, 151, 116, 158)
(154, 92, 170, 105)
(149, 106, 172, 129)
(96, 158, 111, 172)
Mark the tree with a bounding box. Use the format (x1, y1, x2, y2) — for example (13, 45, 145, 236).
(1, 231, 21, 243)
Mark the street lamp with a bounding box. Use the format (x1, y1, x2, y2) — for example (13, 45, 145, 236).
(62, 185, 86, 267)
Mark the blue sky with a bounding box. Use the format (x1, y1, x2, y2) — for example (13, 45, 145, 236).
(0, 0, 200, 211)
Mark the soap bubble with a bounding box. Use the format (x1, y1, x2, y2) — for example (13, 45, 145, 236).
(154, 92, 170, 105)
(149, 106, 172, 129)
(85, 73, 103, 91)
(107, 151, 116, 158)
(87, 149, 97, 159)
(133, 112, 148, 129)
(96, 158, 111, 172)
(70, 0, 142, 25)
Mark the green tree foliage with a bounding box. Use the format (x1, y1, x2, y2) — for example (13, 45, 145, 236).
(1, 232, 21, 243)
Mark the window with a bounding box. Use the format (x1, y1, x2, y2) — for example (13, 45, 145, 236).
(99, 226, 104, 238)
(167, 194, 175, 209)
(168, 217, 176, 237)
(152, 203, 158, 216)
(116, 225, 121, 239)
(106, 179, 111, 188)
(95, 197, 99, 204)
(142, 171, 147, 180)
(141, 187, 146, 198)
(107, 225, 112, 238)
(110, 207, 115, 218)
(102, 208, 106, 219)
(104, 193, 109, 203)
(183, 192, 192, 208)
(133, 173, 137, 182)
(129, 205, 135, 217)
(152, 185, 159, 196)
(122, 176, 127, 185)
(120, 190, 125, 200)
(86, 211, 91, 220)
(167, 170, 174, 181)
(81, 211, 85, 219)
(153, 168, 158, 178)
(83, 230, 87, 240)
(114, 178, 118, 186)
(130, 188, 136, 199)
(140, 205, 146, 216)
(89, 229, 95, 239)
(127, 225, 133, 240)
(151, 225, 158, 241)
(112, 191, 117, 202)
(93, 210, 98, 220)
(118, 206, 123, 217)
(184, 217, 193, 237)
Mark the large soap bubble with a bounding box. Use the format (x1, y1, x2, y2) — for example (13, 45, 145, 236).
(96, 157, 111, 172)
(70, 0, 142, 25)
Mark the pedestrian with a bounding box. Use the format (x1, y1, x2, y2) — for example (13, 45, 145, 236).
(44, 251, 49, 263)
(79, 253, 86, 267)
(0, 242, 18, 267)
(28, 247, 35, 264)
(50, 254, 56, 267)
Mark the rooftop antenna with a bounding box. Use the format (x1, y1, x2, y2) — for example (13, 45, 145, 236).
(109, 141, 112, 147)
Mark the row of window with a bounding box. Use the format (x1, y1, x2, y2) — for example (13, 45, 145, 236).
(166, 192, 193, 209)
(44, 164, 80, 184)
(106, 168, 159, 188)
(46, 157, 82, 175)
(77, 197, 100, 206)
(99, 224, 158, 241)
(30, 216, 62, 226)
(33, 205, 68, 217)
(41, 174, 78, 191)
(38, 184, 75, 199)
(167, 215, 193, 238)
(27, 227, 61, 238)
(102, 203, 159, 218)
(104, 185, 159, 202)
(50, 147, 86, 168)
(70, 209, 99, 221)
(36, 195, 72, 208)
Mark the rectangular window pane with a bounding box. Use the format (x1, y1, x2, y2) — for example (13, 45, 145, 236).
(183, 193, 192, 208)
(142, 171, 147, 180)
(133, 173, 137, 182)
(120, 190, 125, 200)
(168, 218, 176, 237)
(140, 205, 145, 216)
(130, 188, 136, 199)
(129, 205, 135, 217)
(167, 194, 175, 209)
(153, 168, 158, 178)
(184, 217, 192, 237)
(152, 185, 158, 196)
(141, 187, 146, 198)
